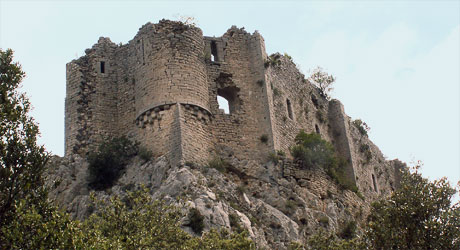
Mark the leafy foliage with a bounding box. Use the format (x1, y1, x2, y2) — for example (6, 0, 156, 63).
(0, 49, 49, 235)
(1, 197, 81, 249)
(87, 136, 138, 190)
(308, 66, 335, 99)
(290, 130, 336, 170)
(207, 155, 229, 173)
(307, 229, 364, 250)
(365, 166, 460, 249)
(352, 119, 370, 136)
(188, 207, 205, 235)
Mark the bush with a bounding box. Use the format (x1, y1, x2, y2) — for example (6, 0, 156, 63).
(325, 157, 358, 193)
(229, 213, 243, 233)
(353, 119, 370, 136)
(268, 150, 286, 163)
(339, 220, 357, 240)
(138, 146, 153, 162)
(87, 136, 139, 190)
(188, 208, 204, 235)
(290, 131, 336, 169)
(291, 131, 359, 192)
(260, 134, 268, 143)
(207, 156, 229, 173)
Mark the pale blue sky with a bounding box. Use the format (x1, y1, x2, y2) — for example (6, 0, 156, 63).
(1, 1, 459, 190)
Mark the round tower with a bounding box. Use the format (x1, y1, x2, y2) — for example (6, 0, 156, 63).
(133, 20, 211, 164)
(134, 20, 209, 116)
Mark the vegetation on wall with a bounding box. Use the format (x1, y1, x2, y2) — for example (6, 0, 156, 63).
(308, 66, 335, 100)
(353, 119, 370, 137)
(87, 136, 139, 190)
(291, 131, 336, 170)
(291, 131, 358, 193)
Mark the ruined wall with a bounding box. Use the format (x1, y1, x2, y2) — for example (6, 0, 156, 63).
(65, 38, 119, 155)
(265, 56, 331, 156)
(205, 27, 274, 161)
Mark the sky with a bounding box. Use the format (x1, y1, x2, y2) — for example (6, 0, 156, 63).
(1, 1, 459, 190)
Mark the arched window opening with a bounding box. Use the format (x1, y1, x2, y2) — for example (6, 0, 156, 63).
(211, 41, 218, 62)
(372, 174, 378, 193)
(217, 86, 240, 114)
(217, 95, 230, 114)
(286, 98, 293, 120)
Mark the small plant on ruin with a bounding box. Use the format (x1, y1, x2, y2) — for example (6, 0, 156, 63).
(264, 53, 282, 68)
(260, 134, 269, 143)
(308, 67, 335, 100)
(353, 119, 370, 136)
(176, 15, 197, 27)
(87, 136, 139, 190)
(359, 143, 372, 162)
(290, 130, 336, 170)
(229, 213, 244, 233)
(207, 155, 229, 173)
(316, 110, 327, 123)
(138, 146, 153, 162)
(256, 79, 264, 86)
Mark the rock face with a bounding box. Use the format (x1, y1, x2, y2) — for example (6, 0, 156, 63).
(46, 149, 404, 249)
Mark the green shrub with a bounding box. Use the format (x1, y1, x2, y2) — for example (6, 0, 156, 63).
(260, 134, 269, 143)
(207, 156, 229, 173)
(290, 131, 336, 169)
(264, 53, 282, 68)
(138, 146, 153, 162)
(353, 119, 370, 136)
(316, 110, 327, 123)
(291, 131, 359, 193)
(268, 150, 286, 163)
(325, 157, 358, 193)
(339, 220, 357, 240)
(188, 208, 204, 235)
(229, 213, 243, 233)
(87, 136, 139, 190)
(318, 216, 329, 226)
(359, 144, 372, 162)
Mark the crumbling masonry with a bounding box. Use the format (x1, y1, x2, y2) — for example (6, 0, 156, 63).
(66, 20, 402, 197)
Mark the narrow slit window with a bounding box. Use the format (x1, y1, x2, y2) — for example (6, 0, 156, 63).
(100, 61, 105, 73)
(372, 174, 378, 192)
(211, 41, 218, 62)
(286, 98, 293, 120)
(315, 124, 320, 134)
(217, 95, 229, 114)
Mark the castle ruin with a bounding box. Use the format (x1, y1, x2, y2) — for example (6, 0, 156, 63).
(65, 20, 402, 197)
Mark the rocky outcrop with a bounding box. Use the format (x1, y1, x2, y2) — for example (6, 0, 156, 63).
(46, 150, 373, 249)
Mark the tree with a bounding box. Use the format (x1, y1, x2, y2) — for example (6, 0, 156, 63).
(308, 67, 335, 99)
(305, 166, 459, 250)
(79, 188, 255, 249)
(0, 49, 49, 233)
(365, 166, 460, 250)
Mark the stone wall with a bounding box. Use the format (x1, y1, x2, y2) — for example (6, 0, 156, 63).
(205, 27, 273, 162)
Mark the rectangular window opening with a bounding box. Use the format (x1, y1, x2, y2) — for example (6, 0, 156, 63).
(100, 61, 105, 74)
(286, 98, 293, 120)
(211, 41, 218, 62)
